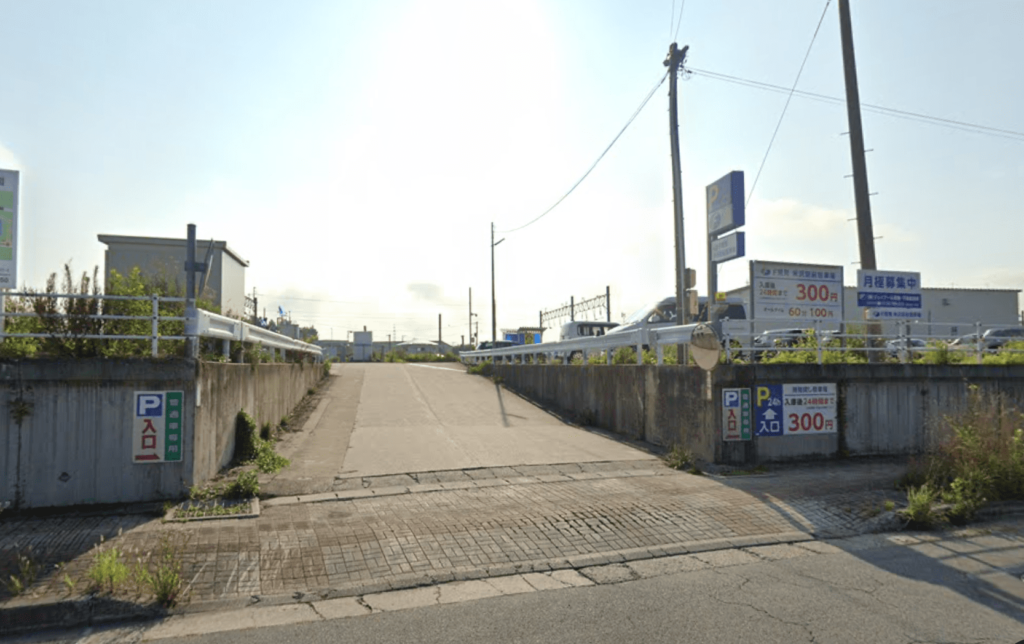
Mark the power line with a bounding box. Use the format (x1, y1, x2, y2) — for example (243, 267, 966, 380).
(688, 67, 1024, 142)
(673, 0, 687, 41)
(498, 70, 670, 234)
(746, 0, 832, 206)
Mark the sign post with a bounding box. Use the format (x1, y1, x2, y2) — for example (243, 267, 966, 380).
(705, 171, 745, 323)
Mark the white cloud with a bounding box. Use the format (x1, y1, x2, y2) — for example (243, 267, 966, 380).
(0, 141, 22, 170)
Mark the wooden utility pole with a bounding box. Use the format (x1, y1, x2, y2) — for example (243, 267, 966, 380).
(665, 42, 690, 364)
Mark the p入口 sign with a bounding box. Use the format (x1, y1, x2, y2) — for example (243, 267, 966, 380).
(722, 388, 751, 441)
(133, 391, 184, 463)
(754, 383, 837, 437)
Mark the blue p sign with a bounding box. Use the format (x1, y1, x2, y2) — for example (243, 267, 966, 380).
(137, 394, 163, 417)
(723, 390, 739, 407)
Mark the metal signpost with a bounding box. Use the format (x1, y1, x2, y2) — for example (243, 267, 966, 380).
(857, 269, 922, 319)
(754, 383, 837, 437)
(749, 260, 844, 322)
(706, 171, 745, 322)
(133, 391, 184, 463)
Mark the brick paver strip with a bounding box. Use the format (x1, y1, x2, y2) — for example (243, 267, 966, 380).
(0, 461, 904, 618)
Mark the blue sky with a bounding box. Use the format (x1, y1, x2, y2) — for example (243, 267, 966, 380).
(1, 0, 1021, 343)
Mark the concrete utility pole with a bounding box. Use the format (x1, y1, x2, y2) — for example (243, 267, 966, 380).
(438, 313, 442, 347)
(838, 0, 882, 361)
(837, 0, 877, 271)
(491, 223, 504, 344)
(468, 287, 472, 347)
(665, 42, 690, 364)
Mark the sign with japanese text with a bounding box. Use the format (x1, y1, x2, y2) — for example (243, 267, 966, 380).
(710, 231, 745, 263)
(133, 391, 184, 463)
(856, 269, 922, 319)
(754, 383, 837, 436)
(722, 388, 751, 441)
(0, 169, 19, 288)
(750, 260, 844, 321)
(706, 171, 745, 236)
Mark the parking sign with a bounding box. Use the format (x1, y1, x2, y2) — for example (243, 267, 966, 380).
(133, 391, 184, 463)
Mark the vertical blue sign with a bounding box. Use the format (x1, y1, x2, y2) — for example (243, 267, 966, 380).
(754, 384, 783, 437)
(706, 171, 746, 236)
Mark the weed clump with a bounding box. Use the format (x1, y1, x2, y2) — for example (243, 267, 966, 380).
(898, 384, 1024, 528)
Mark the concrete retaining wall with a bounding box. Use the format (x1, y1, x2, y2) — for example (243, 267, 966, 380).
(193, 362, 321, 482)
(0, 358, 321, 509)
(494, 363, 1024, 466)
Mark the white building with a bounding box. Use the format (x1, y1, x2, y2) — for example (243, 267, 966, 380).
(98, 234, 249, 316)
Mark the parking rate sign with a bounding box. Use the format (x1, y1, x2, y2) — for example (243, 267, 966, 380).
(722, 388, 751, 441)
(754, 383, 837, 436)
(0, 169, 19, 287)
(133, 391, 184, 463)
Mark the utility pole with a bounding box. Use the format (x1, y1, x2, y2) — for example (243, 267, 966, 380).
(837, 0, 876, 271)
(665, 42, 691, 364)
(438, 313, 442, 347)
(491, 222, 504, 344)
(838, 0, 881, 361)
(468, 287, 472, 348)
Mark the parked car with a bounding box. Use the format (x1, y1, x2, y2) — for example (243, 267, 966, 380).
(475, 340, 515, 351)
(752, 328, 812, 361)
(558, 320, 620, 362)
(981, 326, 1024, 351)
(884, 337, 928, 360)
(559, 321, 619, 341)
(605, 296, 679, 348)
(948, 333, 981, 350)
(608, 296, 749, 350)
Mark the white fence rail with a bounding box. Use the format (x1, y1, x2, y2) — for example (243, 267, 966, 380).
(0, 292, 322, 360)
(461, 318, 1021, 366)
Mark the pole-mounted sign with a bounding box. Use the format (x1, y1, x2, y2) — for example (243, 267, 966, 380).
(706, 171, 745, 322)
(0, 169, 19, 288)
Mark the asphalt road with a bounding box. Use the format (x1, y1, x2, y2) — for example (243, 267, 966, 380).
(16, 523, 1024, 644)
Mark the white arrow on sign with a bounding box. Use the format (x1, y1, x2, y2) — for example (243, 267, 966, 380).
(763, 408, 777, 420)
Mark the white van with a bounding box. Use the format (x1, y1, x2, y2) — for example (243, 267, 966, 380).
(559, 321, 619, 341)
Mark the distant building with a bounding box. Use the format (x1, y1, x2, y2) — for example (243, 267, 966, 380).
(394, 339, 452, 355)
(98, 234, 249, 316)
(724, 285, 1021, 339)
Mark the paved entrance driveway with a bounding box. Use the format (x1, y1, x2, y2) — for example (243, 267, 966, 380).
(265, 363, 656, 495)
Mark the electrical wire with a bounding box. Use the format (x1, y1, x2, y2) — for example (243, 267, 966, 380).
(688, 67, 1024, 141)
(497, 70, 669, 234)
(673, 0, 687, 41)
(746, 0, 832, 206)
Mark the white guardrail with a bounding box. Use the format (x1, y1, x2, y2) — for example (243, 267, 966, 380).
(461, 325, 697, 365)
(460, 318, 1021, 366)
(193, 308, 322, 359)
(0, 292, 322, 360)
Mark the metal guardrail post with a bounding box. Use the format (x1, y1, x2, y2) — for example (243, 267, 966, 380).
(656, 343, 664, 365)
(975, 321, 983, 364)
(636, 343, 643, 365)
(815, 320, 823, 365)
(150, 295, 160, 357)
